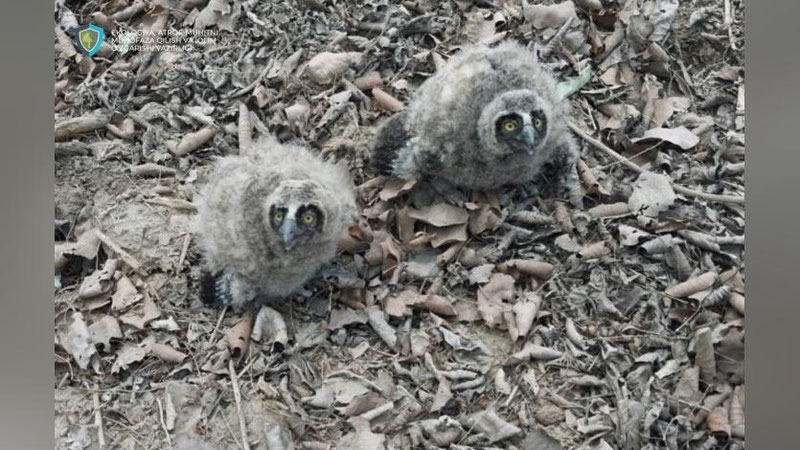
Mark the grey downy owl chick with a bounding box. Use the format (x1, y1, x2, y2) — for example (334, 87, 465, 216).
(371, 41, 583, 206)
(194, 136, 358, 309)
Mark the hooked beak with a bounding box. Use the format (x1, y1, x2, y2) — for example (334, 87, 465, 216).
(522, 125, 536, 155)
(279, 219, 297, 250)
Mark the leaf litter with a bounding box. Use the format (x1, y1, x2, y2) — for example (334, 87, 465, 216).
(54, 0, 745, 448)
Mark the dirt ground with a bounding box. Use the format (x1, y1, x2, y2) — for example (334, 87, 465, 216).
(54, 0, 745, 449)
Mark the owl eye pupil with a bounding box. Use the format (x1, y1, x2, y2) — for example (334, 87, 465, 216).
(504, 121, 516, 131)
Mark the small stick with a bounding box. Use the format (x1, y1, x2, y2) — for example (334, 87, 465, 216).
(229, 359, 251, 450)
(724, 0, 738, 51)
(177, 233, 192, 270)
(155, 397, 174, 449)
(131, 163, 176, 178)
(206, 306, 228, 348)
(92, 384, 106, 448)
(94, 229, 142, 272)
(568, 122, 745, 204)
(238, 103, 253, 156)
(540, 17, 573, 59)
(224, 59, 275, 100)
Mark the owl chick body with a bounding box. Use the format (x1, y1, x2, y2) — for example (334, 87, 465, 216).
(371, 41, 581, 204)
(194, 136, 357, 308)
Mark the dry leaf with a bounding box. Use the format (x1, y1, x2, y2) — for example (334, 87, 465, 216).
(408, 203, 469, 227)
(150, 343, 187, 364)
(665, 271, 718, 298)
(632, 126, 700, 150)
(504, 342, 563, 365)
(468, 409, 522, 443)
(58, 312, 96, 370)
(305, 52, 362, 85)
(429, 223, 468, 248)
(78, 259, 118, 299)
(628, 171, 676, 217)
(337, 417, 386, 450)
(497, 259, 554, 279)
(88, 316, 122, 353)
(251, 306, 289, 347)
(477, 273, 515, 327)
(118, 291, 161, 329)
(523, 1, 578, 29)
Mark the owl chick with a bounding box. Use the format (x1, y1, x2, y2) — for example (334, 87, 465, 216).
(371, 41, 582, 206)
(194, 136, 358, 309)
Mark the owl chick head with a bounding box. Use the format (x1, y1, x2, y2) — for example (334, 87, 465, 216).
(263, 179, 330, 250)
(478, 89, 550, 159)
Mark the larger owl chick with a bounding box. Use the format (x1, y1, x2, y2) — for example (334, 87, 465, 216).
(194, 136, 358, 308)
(371, 41, 582, 205)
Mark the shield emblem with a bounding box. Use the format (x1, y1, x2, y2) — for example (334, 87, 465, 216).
(75, 23, 105, 57)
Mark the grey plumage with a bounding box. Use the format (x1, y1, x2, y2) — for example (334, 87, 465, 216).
(194, 136, 358, 308)
(371, 41, 582, 205)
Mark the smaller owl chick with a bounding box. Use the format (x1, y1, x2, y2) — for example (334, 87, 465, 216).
(371, 41, 582, 206)
(194, 136, 358, 309)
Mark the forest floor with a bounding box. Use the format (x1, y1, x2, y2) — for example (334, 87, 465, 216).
(54, 0, 745, 449)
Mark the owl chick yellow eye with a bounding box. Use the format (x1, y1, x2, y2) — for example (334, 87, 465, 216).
(503, 121, 517, 132)
(534, 118, 543, 128)
(301, 213, 315, 225)
(274, 211, 284, 222)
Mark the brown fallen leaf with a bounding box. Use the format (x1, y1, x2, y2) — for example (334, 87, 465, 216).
(429, 223, 468, 248)
(695, 327, 717, 383)
(111, 275, 142, 312)
(730, 385, 745, 438)
(378, 177, 418, 201)
(588, 202, 630, 218)
(631, 126, 700, 150)
(628, 171, 676, 217)
(57, 312, 96, 370)
(61, 228, 102, 261)
(665, 271, 718, 298)
(337, 417, 386, 450)
(226, 311, 253, 359)
(354, 71, 383, 91)
(477, 273, 515, 327)
(467, 409, 522, 443)
(504, 342, 563, 365)
(513, 292, 542, 339)
(172, 124, 216, 156)
(706, 407, 731, 437)
(251, 306, 289, 347)
(523, 0, 578, 29)
(497, 259, 554, 280)
(150, 343, 187, 364)
(118, 291, 161, 329)
(111, 337, 153, 374)
(305, 52, 362, 85)
(577, 241, 611, 259)
(88, 316, 122, 353)
(78, 259, 119, 299)
(408, 203, 469, 227)
(366, 306, 397, 349)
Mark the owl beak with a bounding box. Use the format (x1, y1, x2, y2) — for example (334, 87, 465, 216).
(279, 219, 298, 250)
(522, 126, 536, 154)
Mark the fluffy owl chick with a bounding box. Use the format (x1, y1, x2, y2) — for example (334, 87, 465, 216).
(371, 41, 582, 205)
(194, 136, 358, 309)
